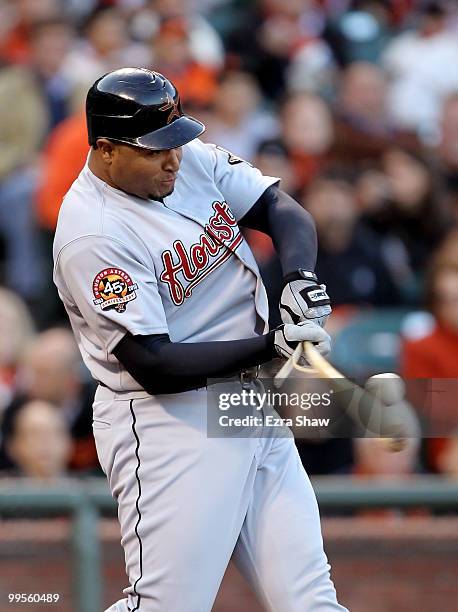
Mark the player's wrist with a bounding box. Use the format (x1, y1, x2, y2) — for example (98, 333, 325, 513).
(265, 329, 278, 359)
(282, 269, 317, 287)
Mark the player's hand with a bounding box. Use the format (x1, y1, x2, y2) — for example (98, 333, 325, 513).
(280, 271, 331, 328)
(274, 321, 331, 360)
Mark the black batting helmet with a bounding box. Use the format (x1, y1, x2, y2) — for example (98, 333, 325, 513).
(86, 67, 205, 150)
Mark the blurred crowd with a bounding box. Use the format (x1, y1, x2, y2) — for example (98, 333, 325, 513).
(0, 0, 457, 486)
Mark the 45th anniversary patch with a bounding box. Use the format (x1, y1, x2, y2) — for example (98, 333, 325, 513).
(93, 268, 138, 313)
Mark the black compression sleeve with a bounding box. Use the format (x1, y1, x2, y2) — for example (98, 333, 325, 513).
(113, 332, 276, 394)
(240, 185, 317, 274)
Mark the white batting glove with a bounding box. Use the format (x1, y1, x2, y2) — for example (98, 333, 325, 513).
(274, 320, 331, 360)
(280, 270, 331, 328)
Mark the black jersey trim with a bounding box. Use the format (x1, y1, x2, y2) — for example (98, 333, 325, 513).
(130, 399, 143, 611)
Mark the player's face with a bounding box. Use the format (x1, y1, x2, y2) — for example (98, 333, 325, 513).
(107, 142, 183, 200)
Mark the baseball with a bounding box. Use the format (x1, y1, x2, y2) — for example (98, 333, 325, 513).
(365, 373, 406, 405)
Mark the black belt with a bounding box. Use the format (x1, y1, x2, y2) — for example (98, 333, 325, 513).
(97, 366, 259, 393)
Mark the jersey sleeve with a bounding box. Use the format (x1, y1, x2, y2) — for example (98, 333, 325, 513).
(55, 235, 169, 353)
(209, 144, 280, 221)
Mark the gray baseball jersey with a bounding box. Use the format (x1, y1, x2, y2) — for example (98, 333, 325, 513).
(54, 140, 277, 391)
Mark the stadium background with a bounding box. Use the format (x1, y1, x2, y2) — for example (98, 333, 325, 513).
(0, 0, 457, 610)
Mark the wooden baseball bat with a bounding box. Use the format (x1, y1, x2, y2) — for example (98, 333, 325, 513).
(275, 341, 417, 452)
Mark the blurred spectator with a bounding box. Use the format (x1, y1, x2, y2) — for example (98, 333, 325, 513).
(402, 260, 458, 376)
(130, 0, 224, 70)
(279, 92, 334, 191)
(36, 111, 88, 233)
(15, 17, 75, 129)
(203, 71, 278, 160)
(61, 5, 151, 93)
(0, 18, 74, 179)
(360, 148, 450, 288)
(436, 432, 458, 479)
(401, 259, 458, 473)
(17, 328, 99, 473)
(382, 149, 449, 267)
(225, 0, 326, 100)
(190, 0, 230, 12)
(324, 0, 393, 65)
(297, 438, 354, 476)
(149, 16, 219, 108)
(254, 139, 298, 196)
(438, 93, 458, 175)
(286, 37, 336, 98)
(436, 92, 458, 216)
(433, 225, 458, 264)
(339, 61, 389, 131)
(0, 288, 35, 412)
(355, 167, 417, 301)
(332, 61, 418, 163)
(63, 0, 101, 24)
(0, 0, 62, 65)
(353, 436, 420, 478)
(382, 1, 458, 141)
(34, 110, 89, 328)
(304, 173, 402, 306)
(0, 17, 75, 301)
(1, 399, 71, 481)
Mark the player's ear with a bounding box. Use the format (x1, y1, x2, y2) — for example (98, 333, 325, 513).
(95, 138, 116, 163)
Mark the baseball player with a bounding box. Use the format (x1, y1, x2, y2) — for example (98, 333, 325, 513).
(53, 68, 347, 612)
